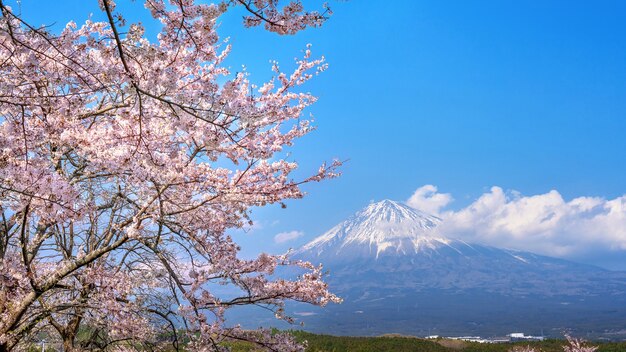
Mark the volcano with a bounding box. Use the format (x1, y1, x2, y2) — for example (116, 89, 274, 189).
(287, 200, 626, 338)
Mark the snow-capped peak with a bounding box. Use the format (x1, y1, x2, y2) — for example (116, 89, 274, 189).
(300, 199, 449, 258)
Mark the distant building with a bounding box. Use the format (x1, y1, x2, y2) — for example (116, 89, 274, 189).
(508, 333, 545, 342)
(490, 337, 511, 343)
(450, 336, 490, 343)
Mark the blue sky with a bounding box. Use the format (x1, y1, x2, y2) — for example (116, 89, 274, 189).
(11, 1, 626, 268)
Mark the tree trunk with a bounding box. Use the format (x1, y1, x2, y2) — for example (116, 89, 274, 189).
(62, 336, 77, 352)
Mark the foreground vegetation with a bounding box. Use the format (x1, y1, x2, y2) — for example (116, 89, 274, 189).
(27, 330, 624, 351)
(219, 331, 626, 352)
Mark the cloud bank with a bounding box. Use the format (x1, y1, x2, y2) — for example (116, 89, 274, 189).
(407, 185, 626, 257)
(274, 230, 304, 244)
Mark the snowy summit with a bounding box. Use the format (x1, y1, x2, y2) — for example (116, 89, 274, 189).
(301, 199, 450, 258)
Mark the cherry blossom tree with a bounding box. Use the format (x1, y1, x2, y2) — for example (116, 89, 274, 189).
(0, 0, 340, 350)
(562, 336, 598, 352)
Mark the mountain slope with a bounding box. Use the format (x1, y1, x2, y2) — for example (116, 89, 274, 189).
(297, 199, 625, 296)
(288, 199, 626, 338)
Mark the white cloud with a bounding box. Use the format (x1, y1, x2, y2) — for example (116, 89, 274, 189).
(274, 230, 304, 244)
(406, 184, 453, 215)
(407, 185, 626, 257)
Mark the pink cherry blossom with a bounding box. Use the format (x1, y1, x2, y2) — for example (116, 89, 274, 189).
(0, 0, 339, 350)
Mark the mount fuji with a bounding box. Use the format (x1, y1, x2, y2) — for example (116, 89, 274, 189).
(286, 200, 626, 338)
(299, 199, 444, 260)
